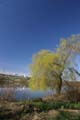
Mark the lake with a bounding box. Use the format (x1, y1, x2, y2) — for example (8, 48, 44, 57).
(0, 87, 54, 101)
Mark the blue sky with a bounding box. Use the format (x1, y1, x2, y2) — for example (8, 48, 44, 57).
(0, 0, 80, 75)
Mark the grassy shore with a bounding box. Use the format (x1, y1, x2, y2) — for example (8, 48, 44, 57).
(0, 100, 80, 120)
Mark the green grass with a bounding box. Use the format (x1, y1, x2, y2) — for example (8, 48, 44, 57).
(0, 101, 80, 120)
(32, 101, 80, 111)
(19, 100, 80, 111)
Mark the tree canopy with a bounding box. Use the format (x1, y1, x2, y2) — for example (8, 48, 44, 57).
(29, 34, 80, 94)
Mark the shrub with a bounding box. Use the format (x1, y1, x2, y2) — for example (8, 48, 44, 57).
(65, 83, 80, 102)
(0, 88, 16, 101)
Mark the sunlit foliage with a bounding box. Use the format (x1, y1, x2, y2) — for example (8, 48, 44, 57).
(29, 50, 65, 93)
(29, 34, 80, 94)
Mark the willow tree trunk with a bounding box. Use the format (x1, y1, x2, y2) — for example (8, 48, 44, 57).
(56, 76, 62, 94)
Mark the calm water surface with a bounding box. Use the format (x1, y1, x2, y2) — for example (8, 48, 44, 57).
(0, 87, 53, 101)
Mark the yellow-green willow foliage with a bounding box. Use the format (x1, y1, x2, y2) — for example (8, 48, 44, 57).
(29, 50, 65, 92)
(29, 34, 80, 93)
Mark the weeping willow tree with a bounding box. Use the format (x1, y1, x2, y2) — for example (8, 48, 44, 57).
(29, 50, 64, 93)
(29, 48, 72, 94)
(29, 34, 80, 94)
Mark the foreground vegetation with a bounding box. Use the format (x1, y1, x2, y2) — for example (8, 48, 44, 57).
(0, 100, 80, 120)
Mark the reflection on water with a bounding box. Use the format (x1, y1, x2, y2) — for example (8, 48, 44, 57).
(0, 87, 53, 101)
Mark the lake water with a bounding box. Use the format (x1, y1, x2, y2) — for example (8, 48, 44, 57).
(0, 87, 54, 101)
(0, 86, 67, 101)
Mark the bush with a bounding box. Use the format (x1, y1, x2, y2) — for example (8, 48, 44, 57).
(65, 83, 80, 102)
(0, 88, 16, 101)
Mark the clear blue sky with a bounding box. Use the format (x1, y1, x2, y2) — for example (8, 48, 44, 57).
(0, 0, 80, 75)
